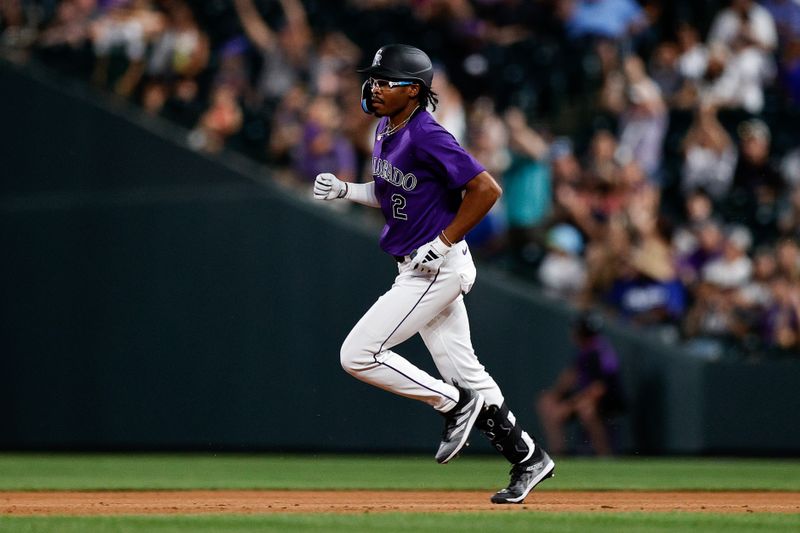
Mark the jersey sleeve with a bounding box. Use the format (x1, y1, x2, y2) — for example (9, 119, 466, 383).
(417, 126, 485, 189)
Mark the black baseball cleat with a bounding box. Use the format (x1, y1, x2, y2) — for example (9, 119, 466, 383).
(435, 385, 484, 464)
(490, 448, 555, 504)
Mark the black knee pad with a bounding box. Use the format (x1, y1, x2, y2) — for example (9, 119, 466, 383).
(476, 402, 532, 464)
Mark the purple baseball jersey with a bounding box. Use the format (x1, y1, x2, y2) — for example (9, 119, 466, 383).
(371, 110, 485, 256)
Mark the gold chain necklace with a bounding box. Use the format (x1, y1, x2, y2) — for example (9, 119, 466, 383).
(377, 106, 420, 141)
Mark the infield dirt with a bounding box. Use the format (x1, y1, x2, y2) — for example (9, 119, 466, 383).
(2, 490, 799, 515)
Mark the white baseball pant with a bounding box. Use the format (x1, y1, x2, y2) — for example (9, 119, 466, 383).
(340, 240, 505, 412)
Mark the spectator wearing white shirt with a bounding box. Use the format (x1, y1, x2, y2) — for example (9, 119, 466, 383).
(702, 225, 754, 289)
(680, 106, 737, 201)
(697, 42, 773, 113)
(707, 0, 778, 53)
(702, 0, 778, 113)
(617, 55, 668, 179)
(676, 21, 708, 82)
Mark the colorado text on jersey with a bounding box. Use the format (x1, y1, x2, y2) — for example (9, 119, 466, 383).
(372, 156, 417, 191)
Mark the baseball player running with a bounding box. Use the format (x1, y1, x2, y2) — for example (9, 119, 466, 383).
(313, 44, 554, 503)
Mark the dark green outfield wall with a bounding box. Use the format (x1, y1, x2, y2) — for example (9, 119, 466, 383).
(1, 61, 798, 455)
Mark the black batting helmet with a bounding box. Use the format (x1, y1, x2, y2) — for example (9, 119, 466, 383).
(358, 44, 434, 87)
(358, 44, 434, 114)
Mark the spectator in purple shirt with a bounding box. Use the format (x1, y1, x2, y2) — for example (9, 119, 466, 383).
(537, 311, 626, 456)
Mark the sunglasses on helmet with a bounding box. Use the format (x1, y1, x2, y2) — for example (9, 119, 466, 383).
(368, 78, 415, 89)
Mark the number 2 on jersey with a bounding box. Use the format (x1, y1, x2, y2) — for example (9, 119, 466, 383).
(391, 193, 407, 220)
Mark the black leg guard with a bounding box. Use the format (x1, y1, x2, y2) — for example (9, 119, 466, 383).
(476, 403, 540, 464)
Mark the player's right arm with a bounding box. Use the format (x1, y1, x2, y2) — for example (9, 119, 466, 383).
(313, 173, 380, 208)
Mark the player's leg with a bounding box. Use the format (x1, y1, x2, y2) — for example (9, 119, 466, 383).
(419, 295, 504, 405)
(421, 298, 535, 462)
(420, 296, 554, 503)
(340, 264, 485, 463)
(339, 265, 465, 413)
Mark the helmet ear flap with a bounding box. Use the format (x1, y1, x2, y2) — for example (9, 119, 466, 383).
(361, 80, 375, 114)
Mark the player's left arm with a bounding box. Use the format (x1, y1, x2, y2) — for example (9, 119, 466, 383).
(409, 171, 501, 274)
(313, 173, 380, 208)
(442, 171, 502, 244)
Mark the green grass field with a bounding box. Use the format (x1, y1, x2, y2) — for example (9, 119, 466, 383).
(1, 454, 799, 532)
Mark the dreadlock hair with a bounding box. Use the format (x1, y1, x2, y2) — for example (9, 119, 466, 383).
(418, 85, 439, 112)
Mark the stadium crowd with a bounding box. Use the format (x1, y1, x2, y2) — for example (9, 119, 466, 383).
(3, 0, 800, 359)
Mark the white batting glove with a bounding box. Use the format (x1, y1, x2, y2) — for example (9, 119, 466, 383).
(409, 235, 453, 274)
(313, 173, 347, 200)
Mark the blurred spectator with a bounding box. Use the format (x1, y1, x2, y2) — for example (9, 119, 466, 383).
(502, 107, 552, 263)
(584, 128, 619, 185)
(723, 118, 784, 244)
(707, 0, 778, 54)
(550, 174, 607, 246)
(597, 38, 626, 114)
(268, 84, 308, 167)
(738, 245, 777, 311)
(537, 311, 625, 456)
(89, 0, 165, 97)
(467, 96, 510, 177)
(431, 66, 467, 145)
(676, 21, 708, 83)
(140, 0, 208, 117)
(696, 42, 773, 113)
(38, 0, 95, 54)
(778, 186, 800, 240)
(550, 138, 582, 194)
(683, 279, 742, 359)
(701, 224, 754, 289)
(779, 37, 800, 106)
(233, 0, 311, 109)
(680, 106, 737, 201)
(648, 41, 683, 105)
(616, 54, 668, 178)
(780, 142, 800, 189)
(187, 84, 243, 153)
(561, 0, 648, 43)
(761, 275, 800, 353)
(538, 223, 587, 300)
(464, 97, 509, 249)
(607, 234, 686, 338)
(672, 188, 716, 256)
(209, 36, 253, 109)
(582, 215, 628, 304)
(762, 0, 800, 49)
(733, 244, 777, 347)
(291, 95, 357, 184)
(0, 0, 40, 52)
(703, 0, 777, 113)
(620, 159, 660, 229)
(775, 237, 800, 281)
(677, 218, 725, 288)
(309, 31, 360, 99)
